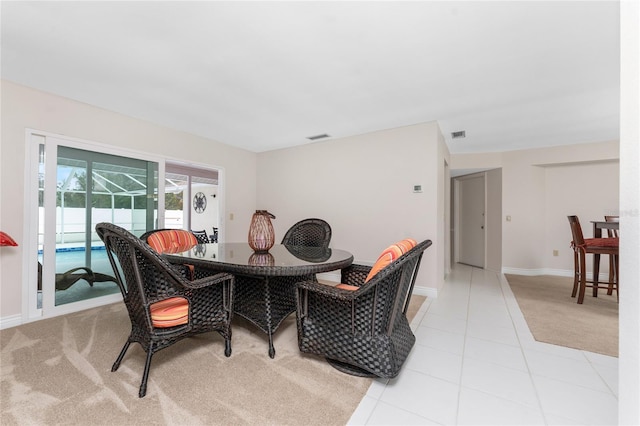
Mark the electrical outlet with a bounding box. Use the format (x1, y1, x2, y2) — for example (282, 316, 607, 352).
(553, 250, 559, 256)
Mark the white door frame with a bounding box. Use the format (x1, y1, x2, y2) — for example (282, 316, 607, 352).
(453, 172, 486, 268)
(23, 129, 165, 322)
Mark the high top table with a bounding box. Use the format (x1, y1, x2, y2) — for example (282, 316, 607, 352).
(591, 220, 620, 293)
(165, 243, 353, 357)
(591, 220, 619, 238)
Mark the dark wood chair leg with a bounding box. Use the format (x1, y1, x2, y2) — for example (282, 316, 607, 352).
(578, 250, 587, 304)
(607, 254, 616, 295)
(613, 255, 620, 302)
(592, 253, 600, 297)
(571, 250, 580, 297)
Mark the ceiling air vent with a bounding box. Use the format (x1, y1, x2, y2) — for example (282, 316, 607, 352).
(306, 133, 330, 141)
(451, 130, 466, 139)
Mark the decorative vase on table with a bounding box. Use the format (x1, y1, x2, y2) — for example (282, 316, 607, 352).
(248, 210, 276, 252)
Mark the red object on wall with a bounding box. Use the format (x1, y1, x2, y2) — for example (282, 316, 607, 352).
(0, 231, 18, 246)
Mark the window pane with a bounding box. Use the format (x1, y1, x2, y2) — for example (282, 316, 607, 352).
(50, 146, 158, 306)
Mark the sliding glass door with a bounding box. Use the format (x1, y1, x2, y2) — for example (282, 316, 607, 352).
(33, 134, 160, 317)
(27, 132, 222, 322)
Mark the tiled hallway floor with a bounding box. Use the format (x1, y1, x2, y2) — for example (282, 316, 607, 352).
(348, 264, 618, 425)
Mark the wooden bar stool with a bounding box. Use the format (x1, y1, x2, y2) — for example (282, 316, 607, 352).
(604, 215, 619, 295)
(568, 215, 619, 304)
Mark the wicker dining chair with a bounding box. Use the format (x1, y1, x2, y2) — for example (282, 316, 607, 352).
(296, 238, 432, 378)
(139, 228, 198, 252)
(281, 218, 332, 248)
(96, 222, 234, 398)
(140, 228, 208, 280)
(191, 229, 210, 244)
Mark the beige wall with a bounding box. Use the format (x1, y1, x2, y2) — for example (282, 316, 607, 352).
(257, 121, 450, 296)
(0, 80, 620, 316)
(451, 140, 620, 275)
(485, 168, 503, 272)
(0, 81, 258, 320)
(544, 161, 619, 275)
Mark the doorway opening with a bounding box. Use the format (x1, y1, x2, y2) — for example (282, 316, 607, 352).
(164, 163, 220, 243)
(454, 173, 486, 268)
(451, 168, 503, 272)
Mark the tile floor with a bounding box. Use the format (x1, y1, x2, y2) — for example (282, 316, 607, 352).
(348, 264, 618, 425)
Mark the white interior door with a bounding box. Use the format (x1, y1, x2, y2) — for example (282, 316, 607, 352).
(457, 174, 486, 268)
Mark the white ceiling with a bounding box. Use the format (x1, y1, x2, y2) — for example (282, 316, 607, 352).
(1, 1, 620, 154)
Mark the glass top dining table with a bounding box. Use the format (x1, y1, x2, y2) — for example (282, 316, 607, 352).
(590, 221, 619, 293)
(164, 243, 354, 358)
(164, 242, 354, 276)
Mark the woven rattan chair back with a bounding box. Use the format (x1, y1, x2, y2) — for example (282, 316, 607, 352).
(96, 222, 234, 397)
(281, 218, 332, 248)
(296, 239, 432, 378)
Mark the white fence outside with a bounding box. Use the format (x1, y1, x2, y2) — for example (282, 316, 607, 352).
(39, 207, 183, 246)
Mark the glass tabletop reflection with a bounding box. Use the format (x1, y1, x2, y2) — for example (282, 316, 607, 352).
(165, 243, 353, 276)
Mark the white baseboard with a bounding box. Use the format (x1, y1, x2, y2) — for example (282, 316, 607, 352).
(413, 285, 438, 299)
(2, 279, 440, 329)
(501, 267, 612, 281)
(501, 267, 572, 277)
(0, 314, 23, 330)
(316, 271, 341, 283)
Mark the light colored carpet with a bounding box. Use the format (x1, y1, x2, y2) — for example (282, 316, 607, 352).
(0, 295, 425, 425)
(505, 274, 618, 357)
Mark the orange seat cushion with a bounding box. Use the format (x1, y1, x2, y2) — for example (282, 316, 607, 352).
(150, 297, 189, 328)
(147, 230, 198, 254)
(336, 283, 360, 291)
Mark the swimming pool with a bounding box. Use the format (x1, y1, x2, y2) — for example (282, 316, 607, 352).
(37, 246, 120, 307)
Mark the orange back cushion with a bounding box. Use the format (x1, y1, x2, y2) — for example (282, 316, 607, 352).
(364, 238, 418, 283)
(147, 230, 198, 254)
(150, 296, 189, 328)
(365, 244, 404, 283)
(395, 238, 417, 253)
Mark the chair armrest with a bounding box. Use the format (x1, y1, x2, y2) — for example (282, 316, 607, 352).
(297, 279, 361, 301)
(297, 275, 378, 337)
(182, 272, 234, 289)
